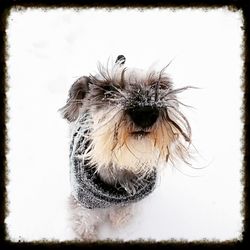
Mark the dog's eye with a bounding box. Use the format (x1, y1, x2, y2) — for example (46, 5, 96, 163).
(150, 82, 167, 90)
(103, 85, 115, 92)
(103, 85, 117, 98)
(150, 83, 159, 90)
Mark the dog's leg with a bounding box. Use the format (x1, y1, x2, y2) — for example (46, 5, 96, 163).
(68, 194, 103, 240)
(108, 204, 134, 228)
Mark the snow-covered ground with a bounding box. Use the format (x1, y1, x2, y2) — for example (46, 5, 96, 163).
(5, 8, 243, 242)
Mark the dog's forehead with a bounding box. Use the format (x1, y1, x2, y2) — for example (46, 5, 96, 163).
(94, 66, 165, 87)
(123, 68, 151, 82)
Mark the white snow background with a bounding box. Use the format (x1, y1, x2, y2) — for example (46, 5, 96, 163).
(5, 8, 243, 242)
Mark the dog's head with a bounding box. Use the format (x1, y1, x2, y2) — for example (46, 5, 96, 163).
(60, 55, 193, 175)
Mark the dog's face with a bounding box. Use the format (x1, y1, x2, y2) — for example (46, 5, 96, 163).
(60, 56, 192, 175)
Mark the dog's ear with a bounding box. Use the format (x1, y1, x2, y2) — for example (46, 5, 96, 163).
(59, 76, 90, 122)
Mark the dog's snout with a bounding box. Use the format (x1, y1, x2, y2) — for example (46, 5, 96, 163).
(127, 106, 159, 129)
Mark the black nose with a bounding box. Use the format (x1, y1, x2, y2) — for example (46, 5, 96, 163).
(127, 106, 159, 129)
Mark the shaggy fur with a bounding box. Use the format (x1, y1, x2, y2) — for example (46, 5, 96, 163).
(60, 55, 193, 240)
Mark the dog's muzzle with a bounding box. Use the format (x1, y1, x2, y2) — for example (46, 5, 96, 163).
(69, 115, 157, 209)
(127, 106, 159, 129)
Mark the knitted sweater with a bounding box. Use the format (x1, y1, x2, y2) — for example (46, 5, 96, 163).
(70, 115, 157, 209)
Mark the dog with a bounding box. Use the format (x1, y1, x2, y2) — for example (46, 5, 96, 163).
(60, 55, 192, 240)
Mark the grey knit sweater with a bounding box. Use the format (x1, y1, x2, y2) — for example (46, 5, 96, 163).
(70, 115, 157, 209)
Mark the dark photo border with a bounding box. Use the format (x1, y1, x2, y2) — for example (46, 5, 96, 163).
(0, 0, 249, 249)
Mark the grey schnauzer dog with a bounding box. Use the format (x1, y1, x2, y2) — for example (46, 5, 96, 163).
(60, 55, 192, 240)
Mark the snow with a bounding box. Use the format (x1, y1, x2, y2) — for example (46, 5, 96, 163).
(5, 8, 243, 242)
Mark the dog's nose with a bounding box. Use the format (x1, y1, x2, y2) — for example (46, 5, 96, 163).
(127, 106, 159, 129)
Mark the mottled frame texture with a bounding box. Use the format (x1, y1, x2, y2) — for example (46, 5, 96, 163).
(1, 2, 248, 248)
